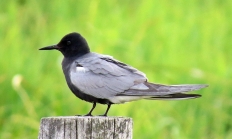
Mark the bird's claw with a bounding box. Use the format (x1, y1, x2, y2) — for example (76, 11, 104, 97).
(97, 114, 107, 117)
(75, 114, 93, 116)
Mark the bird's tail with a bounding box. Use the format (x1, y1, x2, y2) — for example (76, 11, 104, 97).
(145, 93, 201, 100)
(119, 83, 208, 100)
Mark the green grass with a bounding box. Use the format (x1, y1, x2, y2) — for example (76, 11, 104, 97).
(1, 0, 232, 138)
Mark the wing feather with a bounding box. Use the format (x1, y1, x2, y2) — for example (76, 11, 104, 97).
(70, 53, 147, 99)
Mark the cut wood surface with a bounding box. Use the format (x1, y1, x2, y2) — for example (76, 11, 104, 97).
(38, 116, 133, 139)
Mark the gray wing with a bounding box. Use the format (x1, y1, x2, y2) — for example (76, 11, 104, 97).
(70, 53, 207, 103)
(70, 53, 147, 99)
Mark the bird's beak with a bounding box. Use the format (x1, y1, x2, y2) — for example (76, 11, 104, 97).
(39, 45, 59, 50)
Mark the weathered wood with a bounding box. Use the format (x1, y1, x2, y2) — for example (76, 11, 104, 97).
(38, 116, 133, 139)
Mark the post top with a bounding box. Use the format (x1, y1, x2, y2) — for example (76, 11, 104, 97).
(41, 116, 132, 120)
(39, 116, 133, 139)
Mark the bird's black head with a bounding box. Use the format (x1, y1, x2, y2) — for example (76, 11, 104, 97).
(39, 32, 90, 58)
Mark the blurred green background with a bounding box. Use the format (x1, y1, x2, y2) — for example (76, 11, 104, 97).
(0, 0, 232, 138)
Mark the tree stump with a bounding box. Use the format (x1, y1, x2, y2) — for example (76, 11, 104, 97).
(38, 116, 133, 139)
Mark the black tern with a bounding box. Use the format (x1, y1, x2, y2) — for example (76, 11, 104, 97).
(39, 32, 208, 116)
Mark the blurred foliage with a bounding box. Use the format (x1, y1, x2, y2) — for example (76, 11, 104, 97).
(0, 0, 232, 139)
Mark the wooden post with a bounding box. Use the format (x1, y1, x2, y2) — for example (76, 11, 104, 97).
(38, 116, 133, 139)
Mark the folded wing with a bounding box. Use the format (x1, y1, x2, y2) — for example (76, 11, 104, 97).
(70, 53, 207, 103)
(70, 53, 147, 99)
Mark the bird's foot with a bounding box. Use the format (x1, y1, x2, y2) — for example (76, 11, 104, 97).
(97, 114, 107, 117)
(75, 113, 93, 116)
(84, 113, 93, 116)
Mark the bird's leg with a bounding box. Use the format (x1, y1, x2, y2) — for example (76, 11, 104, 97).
(84, 102, 96, 116)
(100, 104, 111, 116)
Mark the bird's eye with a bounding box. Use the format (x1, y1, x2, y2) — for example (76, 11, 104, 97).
(66, 41, 71, 45)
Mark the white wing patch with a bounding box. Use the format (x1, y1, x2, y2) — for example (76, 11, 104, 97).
(76, 66, 89, 73)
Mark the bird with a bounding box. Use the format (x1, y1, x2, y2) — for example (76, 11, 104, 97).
(39, 32, 208, 116)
